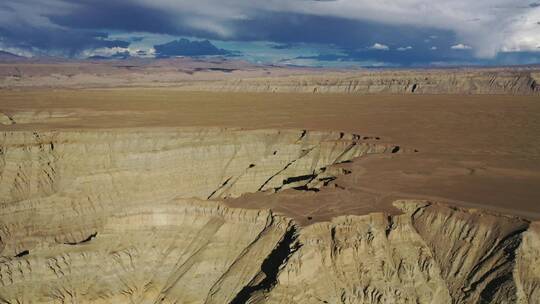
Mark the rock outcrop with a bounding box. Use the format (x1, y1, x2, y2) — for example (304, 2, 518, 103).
(180, 70, 540, 95)
(516, 222, 540, 304)
(0, 128, 538, 303)
(0, 129, 392, 257)
(1, 60, 538, 95)
(264, 201, 534, 304)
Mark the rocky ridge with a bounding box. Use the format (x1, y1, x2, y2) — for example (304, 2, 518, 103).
(180, 70, 540, 95)
(0, 128, 538, 303)
(0, 61, 538, 95)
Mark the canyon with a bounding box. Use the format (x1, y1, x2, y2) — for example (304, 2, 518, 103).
(0, 127, 538, 304)
(1, 64, 540, 303)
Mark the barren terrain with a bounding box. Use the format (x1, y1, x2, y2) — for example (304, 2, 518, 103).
(1, 64, 539, 303)
(1, 58, 539, 94)
(2, 90, 539, 220)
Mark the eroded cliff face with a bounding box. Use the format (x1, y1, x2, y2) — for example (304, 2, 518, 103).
(181, 71, 540, 95)
(0, 198, 293, 303)
(0, 129, 538, 303)
(263, 201, 534, 304)
(1, 62, 539, 95)
(0, 129, 394, 256)
(516, 223, 540, 304)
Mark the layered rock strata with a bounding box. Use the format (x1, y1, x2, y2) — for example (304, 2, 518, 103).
(1, 62, 539, 95)
(180, 71, 540, 95)
(0, 128, 538, 303)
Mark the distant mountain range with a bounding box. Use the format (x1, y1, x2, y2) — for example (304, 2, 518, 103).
(1, 49, 539, 70)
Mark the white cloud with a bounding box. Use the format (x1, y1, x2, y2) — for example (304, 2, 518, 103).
(431, 46, 438, 50)
(369, 43, 389, 51)
(292, 0, 540, 57)
(0, 43, 35, 57)
(397, 46, 413, 51)
(82, 46, 155, 58)
(451, 43, 472, 50)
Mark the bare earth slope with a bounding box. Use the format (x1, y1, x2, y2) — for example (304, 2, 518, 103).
(1, 59, 539, 95)
(180, 70, 540, 95)
(0, 128, 538, 303)
(0, 69, 540, 303)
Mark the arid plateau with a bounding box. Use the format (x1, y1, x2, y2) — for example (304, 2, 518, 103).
(0, 60, 539, 303)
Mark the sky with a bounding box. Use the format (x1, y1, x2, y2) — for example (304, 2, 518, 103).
(1, 0, 540, 67)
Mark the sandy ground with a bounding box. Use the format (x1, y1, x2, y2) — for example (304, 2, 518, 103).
(1, 89, 539, 223)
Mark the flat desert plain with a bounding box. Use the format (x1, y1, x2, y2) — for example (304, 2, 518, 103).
(2, 89, 539, 221)
(1, 86, 540, 303)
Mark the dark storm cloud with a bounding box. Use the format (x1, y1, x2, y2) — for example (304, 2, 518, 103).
(47, 0, 181, 35)
(0, 0, 450, 49)
(154, 39, 233, 58)
(2, 0, 456, 64)
(44, 0, 242, 40)
(0, 0, 538, 65)
(227, 13, 453, 50)
(0, 26, 129, 56)
(0, 1, 460, 65)
(0, 0, 132, 56)
(44, 2, 451, 50)
(230, 13, 458, 66)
